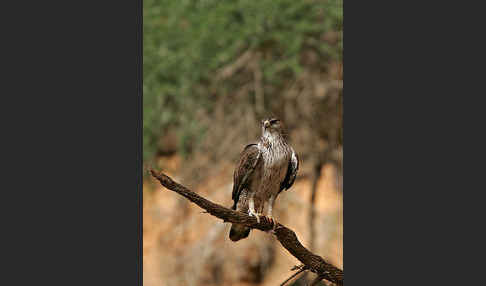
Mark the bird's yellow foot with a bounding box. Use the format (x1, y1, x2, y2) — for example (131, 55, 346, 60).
(254, 213, 261, 223)
(248, 210, 262, 223)
(265, 215, 275, 225)
(264, 215, 278, 232)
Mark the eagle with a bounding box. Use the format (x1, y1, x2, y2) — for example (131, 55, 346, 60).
(229, 117, 299, 241)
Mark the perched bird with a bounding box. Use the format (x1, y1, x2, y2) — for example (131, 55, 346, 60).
(229, 118, 299, 241)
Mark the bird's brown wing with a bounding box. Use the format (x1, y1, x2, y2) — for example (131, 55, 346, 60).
(231, 144, 261, 210)
(280, 148, 299, 193)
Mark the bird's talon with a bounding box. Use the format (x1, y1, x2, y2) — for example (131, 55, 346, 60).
(265, 215, 276, 226)
(265, 216, 273, 225)
(249, 211, 262, 223)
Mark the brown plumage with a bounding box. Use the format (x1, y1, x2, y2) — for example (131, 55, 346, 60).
(229, 118, 299, 242)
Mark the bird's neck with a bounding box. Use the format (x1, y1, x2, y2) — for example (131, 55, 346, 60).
(261, 132, 285, 149)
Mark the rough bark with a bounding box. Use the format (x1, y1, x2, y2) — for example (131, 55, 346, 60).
(150, 169, 343, 285)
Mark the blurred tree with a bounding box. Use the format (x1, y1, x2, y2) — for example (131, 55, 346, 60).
(144, 0, 343, 169)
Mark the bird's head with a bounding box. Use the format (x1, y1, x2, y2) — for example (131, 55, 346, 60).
(261, 117, 285, 137)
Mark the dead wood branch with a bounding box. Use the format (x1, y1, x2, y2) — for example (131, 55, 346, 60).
(310, 275, 326, 286)
(280, 265, 308, 286)
(150, 169, 343, 285)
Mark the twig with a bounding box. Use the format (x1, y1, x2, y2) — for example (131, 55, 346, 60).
(310, 275, 325, 286)
(280, 265, 308, 286)
(150, 169, 344, 285)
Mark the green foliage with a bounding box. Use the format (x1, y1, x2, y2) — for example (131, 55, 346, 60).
(144, 0, 343, 162)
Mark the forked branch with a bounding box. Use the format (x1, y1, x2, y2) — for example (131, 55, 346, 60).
(150, 169, 343, 285)
(280, 265, 308, 286)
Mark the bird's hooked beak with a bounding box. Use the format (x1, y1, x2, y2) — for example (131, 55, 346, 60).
(263, 120, 270, 129)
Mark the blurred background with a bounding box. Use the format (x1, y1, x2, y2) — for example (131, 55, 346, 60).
(143, 0, 342, 285)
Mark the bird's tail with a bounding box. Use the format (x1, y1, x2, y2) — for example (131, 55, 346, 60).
(229, 223, 250, 242)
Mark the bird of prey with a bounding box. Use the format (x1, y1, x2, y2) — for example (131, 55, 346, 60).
(229, 117, 299, 241)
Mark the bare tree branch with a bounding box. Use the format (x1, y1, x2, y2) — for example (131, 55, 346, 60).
(310, 275, 326, 286)
(150, 169, 344, 286)
(305, 155, 324, 284)
(280, 265, 308, 286)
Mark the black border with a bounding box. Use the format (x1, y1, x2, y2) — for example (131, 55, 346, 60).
(136, 0, 143, 285)
(6, 0, 480, 284)
(5, 1, 142, 284)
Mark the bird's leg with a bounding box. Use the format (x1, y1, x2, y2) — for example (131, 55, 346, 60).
(265, 195, 278, 230)
(266, 196, 274, 223)
(248, 195, 261, 223)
